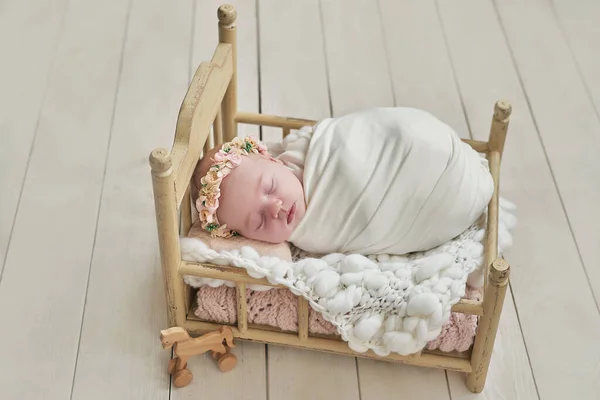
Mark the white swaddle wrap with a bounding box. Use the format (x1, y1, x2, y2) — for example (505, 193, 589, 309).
(268, 107, 494, 256)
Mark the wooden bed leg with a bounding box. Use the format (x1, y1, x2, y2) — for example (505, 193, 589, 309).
(465, 258, 510, 393)
(488, 100, 512, 156)
(218, 4, 238, 141)
(150, 149, 187, 328)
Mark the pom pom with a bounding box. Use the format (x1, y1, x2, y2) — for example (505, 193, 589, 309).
(415, 253, 453, 282)
(353, 313, 384, 342)
(407, 293, 439, 316)
(313, 270, 341, 297)
(340, 254, 377, 273)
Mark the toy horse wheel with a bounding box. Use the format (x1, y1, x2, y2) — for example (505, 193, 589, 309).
(211, 343, 231, 360)
(173, 368, 193, 388)
(217, 353, 237, 372)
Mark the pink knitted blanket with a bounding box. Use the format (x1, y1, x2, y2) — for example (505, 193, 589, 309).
(194, 285, 481, 353)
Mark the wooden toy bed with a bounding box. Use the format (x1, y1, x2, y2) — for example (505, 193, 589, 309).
(150, 4, 512, 393)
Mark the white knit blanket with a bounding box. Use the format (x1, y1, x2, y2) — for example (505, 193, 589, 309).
(180, 199, 516, 356)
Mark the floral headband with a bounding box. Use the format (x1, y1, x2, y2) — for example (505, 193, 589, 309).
(196, 135, 273, 238)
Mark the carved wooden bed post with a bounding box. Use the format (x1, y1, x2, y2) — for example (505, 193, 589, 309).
(150, 149, 187, 328)
(218, 4, 238, 141)
(466, 100, 512, 393)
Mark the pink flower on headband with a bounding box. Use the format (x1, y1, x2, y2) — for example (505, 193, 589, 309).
(196, 135, 273, 238)
(257, 142, 268, 153)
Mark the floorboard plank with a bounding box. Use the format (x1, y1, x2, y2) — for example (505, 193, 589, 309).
(0, 0, 69, 277)
(438, 0, 600, 398)
(551, 0, 600, 117)
(0, 0, 131, 398)
(268, 348, 360, 400)
(380, 0, 468, 135)
(320, 0, 394, 116)
(258, 0, 330, 142)
(258, 1, 360, 398)
(171, 342, 267, 400)
(68, 0, 192, 398)
(497, 0, 600, 310)
(172, 2, 268, 398)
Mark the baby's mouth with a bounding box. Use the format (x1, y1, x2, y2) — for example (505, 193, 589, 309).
(287, 203, 296, 224)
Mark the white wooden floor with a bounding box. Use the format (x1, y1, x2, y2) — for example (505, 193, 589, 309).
(1, 0, 599, 399)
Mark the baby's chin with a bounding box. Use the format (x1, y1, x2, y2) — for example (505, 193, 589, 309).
(246, 228, 294, 245)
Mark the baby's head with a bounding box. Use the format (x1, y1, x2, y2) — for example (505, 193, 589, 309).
(193, 136, 305, 244)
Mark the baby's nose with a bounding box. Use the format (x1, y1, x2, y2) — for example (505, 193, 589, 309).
(267, 198, 283, 218)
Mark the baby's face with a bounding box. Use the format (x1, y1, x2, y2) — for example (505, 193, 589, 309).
(216, 154, 306, 243)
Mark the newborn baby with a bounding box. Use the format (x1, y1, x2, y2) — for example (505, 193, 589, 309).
(192, 136, 306, 243)
(193, 107, 494, 256)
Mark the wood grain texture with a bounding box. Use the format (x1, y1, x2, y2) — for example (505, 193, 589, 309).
(258, 1, 360, 398)
(0, 0, 69, 277)
(267, 347, 360, 400)
(550, 0, 600, 302)
(358, 360, 450, 400)
(438, 0, 600, 398)
(68, 0, 193, 398)
(380, 0, 469, 135)
(258, 0, 330, 141)
(320, 0, 394, 116)
(173, 2, 269, 398)
(171, 342, 266, 400)
(380, 0, 536, 396)
(497, 0, 600, 309)
(0, 0, 131, 398)
(551, 0, 600, 116)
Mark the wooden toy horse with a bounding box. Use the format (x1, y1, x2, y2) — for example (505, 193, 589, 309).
(160, 325, 237, 387)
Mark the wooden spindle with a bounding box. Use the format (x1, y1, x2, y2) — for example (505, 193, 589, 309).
(488, 100, 512, 156)
(298, 297, 309, 341)
(203, 133, 213, 156)
(236, 282, 248, 333)
(218, 5, 238, 141)
(214, 110, 224, 146)
(282, 127, 290, 138)
(180, 186, 192, 236)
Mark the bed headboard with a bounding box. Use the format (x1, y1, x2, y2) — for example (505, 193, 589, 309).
(150, 4, 238, 207)
(170, 43, 234, 206)
(148, 5, 239, 326)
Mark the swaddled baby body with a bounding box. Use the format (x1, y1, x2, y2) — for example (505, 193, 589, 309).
(192, 107, 494, 256)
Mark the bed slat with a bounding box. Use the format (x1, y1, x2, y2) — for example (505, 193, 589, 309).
(214, 110, 224, 147)
(180, 185, 192, 236)
(297, 297, 309, 341)
(236, 282, 248, 333)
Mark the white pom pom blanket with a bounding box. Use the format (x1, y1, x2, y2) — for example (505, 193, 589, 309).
(180, 198, 517, 356)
